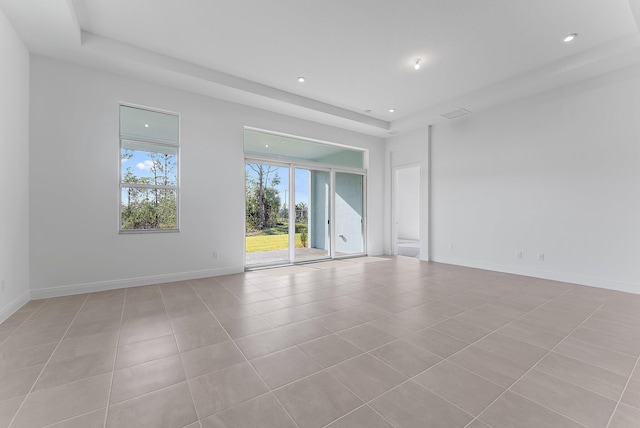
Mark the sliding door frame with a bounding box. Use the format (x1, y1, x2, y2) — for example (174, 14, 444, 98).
(331, 168, 367, 260)
(244, 159, 293, 268)
(245, 155, 367, 267)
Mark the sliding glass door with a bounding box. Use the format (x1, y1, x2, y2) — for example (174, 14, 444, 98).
(245, 161, 365, 267)
(295, 168, 330, 262)
(245, 162, 290, 266)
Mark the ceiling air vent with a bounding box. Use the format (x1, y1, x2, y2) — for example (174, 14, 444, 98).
(441, 108, 471, 120)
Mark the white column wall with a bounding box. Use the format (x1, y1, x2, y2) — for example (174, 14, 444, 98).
(0, 8, 30, 322)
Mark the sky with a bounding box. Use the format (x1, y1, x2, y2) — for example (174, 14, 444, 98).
(121, 150, 177, 184)
(121, 155, 313, 207)
(245, 164, 310, 207)
(120, 149, 178, 206)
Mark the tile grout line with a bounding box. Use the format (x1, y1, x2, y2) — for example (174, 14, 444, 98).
(0, 262, 588, 422)
(187, 280, 302, 428)
(100, 290, 127, 428)
(247, 269, 515, 356)
(246, 267, 447, 313)
(321, 403, 397, 428)
(605, 353, 640, 427)
(468, 297, 613, 428)
(158, 283, 204, 428)
(182, 273, 580, 426)
(41, 408, 104, 428)
(196, 267, 640, 425)
(10, 262, 621, 428)
(514, 353, 630, 403)
(34, 294, 129, 428)
(318, 280, 570, 375)
(0, 300, 48, 348)
(8, 294, 91, 428)
(52, 272, 613, 427)
(198, 278, 510, 425)
(567, 324, 640, 358)
(402, 303, 634, 406)
(318, 283, 581, 428)
(550, 335, 638, 375)
(278, 267, 551, 338)
(253, 261, 476, 309)
(318, 286, 583, 427)
(18, 295, 126, 428)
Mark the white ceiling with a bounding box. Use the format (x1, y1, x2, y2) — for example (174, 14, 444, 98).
(2, 0, 640, 137)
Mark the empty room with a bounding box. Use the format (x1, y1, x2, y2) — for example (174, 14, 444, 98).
(1, 0, 639, 427)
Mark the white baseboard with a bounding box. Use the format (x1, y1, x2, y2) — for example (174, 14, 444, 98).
(431, 256, 640, 295)
(0, 292, 31, 324)
(30, 266, 245, 300)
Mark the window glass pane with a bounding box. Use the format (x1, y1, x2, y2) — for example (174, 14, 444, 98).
(245, 163, 291, 266)
(121, 188, 177, 230)
(120, 105, 179, 143)
(244, 130, 364, 169)
(335, 172, 364, 255)
(121, 140, 178, 185)
(295, 168, 330, 262)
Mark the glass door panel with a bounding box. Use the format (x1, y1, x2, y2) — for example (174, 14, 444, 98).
(295, 168, 330, 262)
(334, 172, 365, 256)
(245, 162, 290, 266)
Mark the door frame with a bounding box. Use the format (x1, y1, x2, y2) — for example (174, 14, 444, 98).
(245, 156, 367, 268)
(392, 164, 421, 257)
(332, 169, 367, 259)
(244, 159, 293, 268)
(293, 165, 332, 264)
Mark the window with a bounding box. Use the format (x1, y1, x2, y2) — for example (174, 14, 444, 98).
(244, 129, 365, 169)
(119, 105, 179, 232)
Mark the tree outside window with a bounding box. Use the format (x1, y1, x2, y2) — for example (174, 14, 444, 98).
(119, 105, 179, 232)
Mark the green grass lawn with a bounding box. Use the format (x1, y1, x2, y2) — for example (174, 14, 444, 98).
(246, 233, 303, 252)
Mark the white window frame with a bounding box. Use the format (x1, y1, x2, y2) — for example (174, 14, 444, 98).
(119, 104, 180, 233)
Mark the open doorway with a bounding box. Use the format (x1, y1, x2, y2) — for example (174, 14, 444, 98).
(294, 167, 331, 262)
(245, 162, 291, 266)
(393, 165, 421, 258)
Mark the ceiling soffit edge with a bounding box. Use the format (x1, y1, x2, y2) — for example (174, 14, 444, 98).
(79, 31, 390, 133)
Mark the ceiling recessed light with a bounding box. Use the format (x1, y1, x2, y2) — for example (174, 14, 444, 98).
(364, 109, 372, 114)
(413, 58, 422, 70)
(297, 77, 305, 83)
(389, 108, 396, 113)
(265, 144, 269, 148)
(563, 33, 577, 43)
(144, 124, 149, 128)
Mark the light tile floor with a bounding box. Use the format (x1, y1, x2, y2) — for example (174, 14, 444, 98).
(0, 256, 639, 428)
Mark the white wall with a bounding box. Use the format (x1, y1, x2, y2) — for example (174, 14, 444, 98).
(385, 127, 430, 260)
(430, 69, 640, 293)
(29, 56, 384, 298)
(0, 8, 30, 322)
